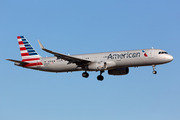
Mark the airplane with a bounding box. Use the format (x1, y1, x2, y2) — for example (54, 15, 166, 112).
(7, 36, 173, 81)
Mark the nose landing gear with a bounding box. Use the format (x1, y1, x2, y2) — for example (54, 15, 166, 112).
(152, 65, 157, 74)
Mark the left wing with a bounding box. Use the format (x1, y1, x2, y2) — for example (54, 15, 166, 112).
(6, 59, 29, 66)
(38, 40, 91, 66)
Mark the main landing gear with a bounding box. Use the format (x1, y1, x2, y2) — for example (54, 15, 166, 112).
(152, 65, 157, 74)
(82, 72, 89, 78)
(97, 71, 104, 81)
(82, 71, 104, 81)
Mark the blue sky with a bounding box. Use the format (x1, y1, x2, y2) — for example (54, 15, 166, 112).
(0, 0, 179, 120)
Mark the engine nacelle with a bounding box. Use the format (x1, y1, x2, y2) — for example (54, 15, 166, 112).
(106, 61, 116, 69)
(88, 61, 106, 71)
(108, 68, 129, 75)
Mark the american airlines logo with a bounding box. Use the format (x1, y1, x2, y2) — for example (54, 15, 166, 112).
(142, 50, 148, 57)
(107, 52, 141, 60)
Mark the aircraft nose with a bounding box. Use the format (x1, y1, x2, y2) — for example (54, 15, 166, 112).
(166, 55, 174, 62)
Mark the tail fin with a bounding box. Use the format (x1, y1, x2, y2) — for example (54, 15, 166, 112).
(17, 36, 41, 62)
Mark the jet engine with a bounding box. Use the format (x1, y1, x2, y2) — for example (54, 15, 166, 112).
(108, 67, 129, 75)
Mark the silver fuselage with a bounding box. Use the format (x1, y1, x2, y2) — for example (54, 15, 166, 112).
(27, 49, 173, 72)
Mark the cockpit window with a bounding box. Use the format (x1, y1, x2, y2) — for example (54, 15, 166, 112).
(159, 51, 168, 54)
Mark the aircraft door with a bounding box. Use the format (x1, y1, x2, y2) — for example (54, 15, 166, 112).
(149, 49, 154, 58)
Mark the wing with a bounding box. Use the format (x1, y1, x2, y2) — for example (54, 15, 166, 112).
(38, 40, 91, 66)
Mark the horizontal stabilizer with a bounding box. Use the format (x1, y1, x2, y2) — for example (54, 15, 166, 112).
(6, 59, 29, 65)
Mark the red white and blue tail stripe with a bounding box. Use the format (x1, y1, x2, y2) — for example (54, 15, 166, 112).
(17, 36, 42, 67)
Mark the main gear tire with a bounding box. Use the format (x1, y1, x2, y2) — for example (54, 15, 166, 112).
(97, 75, 104, 81)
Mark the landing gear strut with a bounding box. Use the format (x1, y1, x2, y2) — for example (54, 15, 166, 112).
(97, 71, 104, 81)
(82, 72, 89, 78)
(152, 65, 157, 74)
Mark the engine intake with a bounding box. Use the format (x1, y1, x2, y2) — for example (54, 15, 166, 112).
(108, 68, 129, 75)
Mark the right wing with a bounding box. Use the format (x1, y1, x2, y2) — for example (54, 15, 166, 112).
(38, 40, 91, 66)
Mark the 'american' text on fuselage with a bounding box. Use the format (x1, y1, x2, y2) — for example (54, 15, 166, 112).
(107, 52, 141, 60)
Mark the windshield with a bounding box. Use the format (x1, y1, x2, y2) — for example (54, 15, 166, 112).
(159, 51, 168, 54)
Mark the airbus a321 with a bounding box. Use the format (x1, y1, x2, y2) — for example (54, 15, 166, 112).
(7, 36, 173, 81)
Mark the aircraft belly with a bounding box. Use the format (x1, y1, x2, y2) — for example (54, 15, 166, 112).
(42, 62, 80, 72)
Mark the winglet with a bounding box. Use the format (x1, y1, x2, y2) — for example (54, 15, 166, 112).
(38, 40, 44, 49)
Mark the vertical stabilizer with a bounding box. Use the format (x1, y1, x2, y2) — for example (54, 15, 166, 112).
(17, 36, 41, 62)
